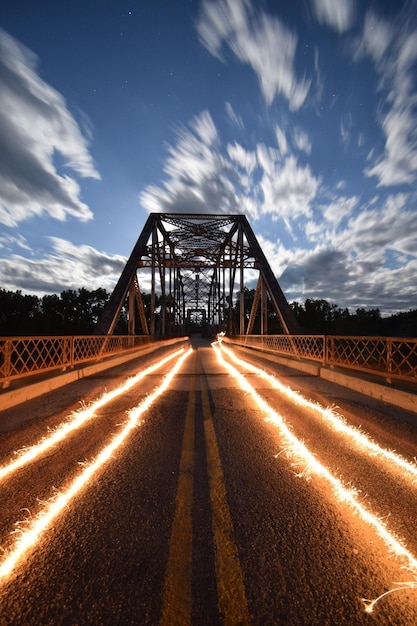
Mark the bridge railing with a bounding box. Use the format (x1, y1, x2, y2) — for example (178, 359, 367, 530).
(0, 335, 152, 389)
(2, 333, 416, 391)
(226, 335, 417, 385)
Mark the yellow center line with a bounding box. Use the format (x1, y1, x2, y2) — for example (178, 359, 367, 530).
(201, 368, 251, 625)
(160, 361, 196, 626)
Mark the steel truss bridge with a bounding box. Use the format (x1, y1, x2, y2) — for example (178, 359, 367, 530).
(95, 213, 301, 337)
(3, 213, 416, 395)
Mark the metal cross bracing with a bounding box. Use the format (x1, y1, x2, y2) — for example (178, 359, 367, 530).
(95, 213, 301, 337)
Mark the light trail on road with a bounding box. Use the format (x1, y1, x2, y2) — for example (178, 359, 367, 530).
(0, 347, 192, 583)
(214, 341, 417, 614)
(0, 347, 186, 483)
(220, 343, 417, 483)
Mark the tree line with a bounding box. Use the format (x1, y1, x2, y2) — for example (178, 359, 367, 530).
(290, 298, 417, 337)
(0, 287, 416, 337)
(237, 289, 417, 337)
(0, 288, 127, 336)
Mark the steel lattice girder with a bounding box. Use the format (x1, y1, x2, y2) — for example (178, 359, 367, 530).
(95, 213, 301, 336)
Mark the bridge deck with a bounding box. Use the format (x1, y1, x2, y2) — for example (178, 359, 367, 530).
(1, 338, 417, 623)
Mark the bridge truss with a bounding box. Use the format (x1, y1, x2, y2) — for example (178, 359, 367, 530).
(96, 213, 301, 336)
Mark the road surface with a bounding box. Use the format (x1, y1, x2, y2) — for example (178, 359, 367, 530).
(0, 336, 417, 625)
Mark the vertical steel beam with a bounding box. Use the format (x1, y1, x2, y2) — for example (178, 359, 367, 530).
(128, 283, 135, 336)
(238, 225, 245, 335)
(160, 235, 166, 337)
(150, 224, 157, 337)
(228, 238, 234, 334)
(246, 276, 262, 335)
(261, 277, 268, 335)
(134, 274, 149, 335)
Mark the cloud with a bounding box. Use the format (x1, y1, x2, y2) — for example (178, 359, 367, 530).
(0, 237, 125, 295)
(273, 190, 417, 313)
(140, 110, 257, 217)
(312, 0, 356, 33)
(197, 0, 310, 109)
(0, 233, 31, 252)
(366, 106, 417, 185)
(225, 102, 244, 129)
(260, 155, 321, 224)
(252, 236, 356, 305)
(251, 178, 417, 314)
(293, 128, 312, 155)
(340, 113, 353, 148)
(341, 193, 417, 259)
(140, 109, 321, 229)
(303, 248, 352, 293)
(226, 143, 257, 176)
(355, 13, 417, 186)
(0, 30, 100, 227)
(320, 194, 358, 228)
(268, 238, 417, 314)
(353, 11, 393, 64)
(275, 125, 289, 158)
(138, 103, 417, 313)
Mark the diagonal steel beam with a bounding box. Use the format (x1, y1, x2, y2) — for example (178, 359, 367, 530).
(240, 216, 301, 335)
(95, 213, 156, 335)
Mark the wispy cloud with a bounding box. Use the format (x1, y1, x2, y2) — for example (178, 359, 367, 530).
(293, 128, 312, 155)
(321, 194, 358, 228)
(225, 102, 244, 129)
(0, 30, 100, 227)
(353, 11, 393, 64)
(197, 0, 310, 110)
(226, 143, 257, 177)
(354, 11, 417, 186)
(140, 110, 246, 216)
(260, 154, 320, 226)
(311, 0, 356, 33)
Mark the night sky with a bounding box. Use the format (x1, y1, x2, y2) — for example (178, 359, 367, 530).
(1, 0, 417, 315)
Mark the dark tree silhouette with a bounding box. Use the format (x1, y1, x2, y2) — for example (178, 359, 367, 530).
(0, 288, 415, 337)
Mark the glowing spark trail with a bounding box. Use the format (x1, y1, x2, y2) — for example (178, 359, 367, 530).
(0, 348, 186, 482)
(220, 344, 417, 483)
(213, 342, 417, 613)
(0, 347, 191, 582)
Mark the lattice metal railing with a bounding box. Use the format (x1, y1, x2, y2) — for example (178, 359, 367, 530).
(2, 333, 416, 391)
(227, 335, 417, 384)
(326, 336, 417, 382)
(236, 334, 326, 362)
(0, 335, 151, 389)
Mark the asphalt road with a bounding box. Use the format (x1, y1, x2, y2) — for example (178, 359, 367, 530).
(0, 337, 417, 625)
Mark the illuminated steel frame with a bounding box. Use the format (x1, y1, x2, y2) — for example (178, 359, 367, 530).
(96, 213, 301, 336)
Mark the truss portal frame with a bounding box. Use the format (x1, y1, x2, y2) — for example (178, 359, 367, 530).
(95, 213, 301, 336)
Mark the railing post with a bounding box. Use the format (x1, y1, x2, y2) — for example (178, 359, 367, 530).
(386, 339, 392, 384)
(70, 336, 75, 369)
(326, 336, 332, 367)
(61, 338, 67, 372)
(3, 339, 12, 389)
